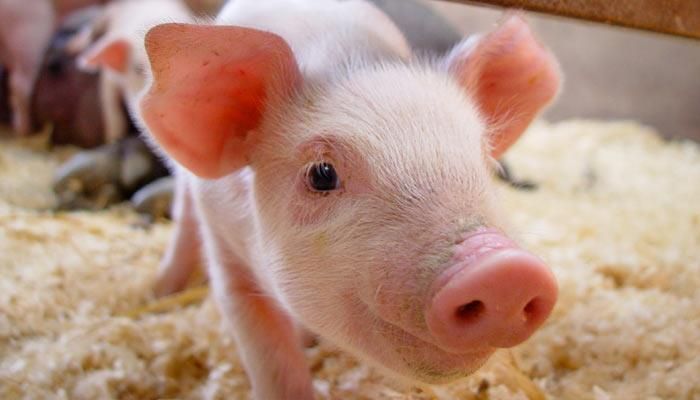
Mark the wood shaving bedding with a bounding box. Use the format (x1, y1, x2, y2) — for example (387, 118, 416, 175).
(0, 120, 698, 399)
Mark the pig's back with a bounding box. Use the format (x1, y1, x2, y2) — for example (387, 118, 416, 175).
(215, 0, 410, 78)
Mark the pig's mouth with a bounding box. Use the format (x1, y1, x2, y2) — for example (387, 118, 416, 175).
(346, 228, 556, 383)
(351, 299, 496, 384)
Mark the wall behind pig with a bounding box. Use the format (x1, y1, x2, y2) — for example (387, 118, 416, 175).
(429, 1, 700, 142)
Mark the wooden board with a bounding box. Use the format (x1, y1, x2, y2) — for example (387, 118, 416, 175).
(444, 0, 700, 40)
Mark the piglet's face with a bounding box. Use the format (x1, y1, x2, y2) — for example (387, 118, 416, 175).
(78, 32, 149, 108)
(141, 17, 560, 383)
(252, 66, 507, 380)
(77, 0, 193, 110)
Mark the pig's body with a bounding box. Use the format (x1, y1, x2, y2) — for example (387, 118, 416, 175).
(142, 1, 561, 399)
(0, 0, 55, 135)
(0, 0, 105, 135)
(32, 6, 105, 147)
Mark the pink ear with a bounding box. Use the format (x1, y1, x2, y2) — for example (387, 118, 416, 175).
(140, 23, 301, 179)
(447, 15, 560, 158)
(79, 38, 130, 74)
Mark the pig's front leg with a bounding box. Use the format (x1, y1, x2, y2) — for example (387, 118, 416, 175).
(204, 241, 315, 400)
(153, 172, 201, 297)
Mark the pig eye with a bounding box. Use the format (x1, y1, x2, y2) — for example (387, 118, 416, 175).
(306, 162, 340, 192)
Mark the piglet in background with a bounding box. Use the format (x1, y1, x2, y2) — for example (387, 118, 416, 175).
(0, 0, 108, 136)
(74, 0, 195, 143)
(52, 0, 194, 215)
(139, 0, 560, 398)
(33, 4, 170, 211)
(31, 6, 106, 148)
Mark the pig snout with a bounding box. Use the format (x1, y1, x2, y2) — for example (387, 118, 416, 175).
(425, 230, 558, 352)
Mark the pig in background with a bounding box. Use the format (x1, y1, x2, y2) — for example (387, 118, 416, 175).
(0, 2, 173, 215)
(0, 0, 111, 136)
(0, 0, 213, 141)
(50, 0, 195, 215)
(74, 0, 195, 142)
(139, 0, 560, 398)
(31, 6, 106, 148)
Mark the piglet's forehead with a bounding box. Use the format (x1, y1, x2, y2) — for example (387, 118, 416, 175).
(292, 63, 486, 149)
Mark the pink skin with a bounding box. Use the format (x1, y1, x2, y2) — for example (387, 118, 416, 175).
(153, 171, 202, 297)
(0, 0, 54, 135)
(139, 3, 561, 398)
(0, 0, 105, 135)
(202, 232, 315, 400)
(426, 230, 558, 352)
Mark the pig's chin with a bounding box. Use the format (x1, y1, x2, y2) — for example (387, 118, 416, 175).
(339, 301, 495, 384)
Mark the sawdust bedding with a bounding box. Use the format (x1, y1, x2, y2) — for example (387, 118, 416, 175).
(0, 120, 698, 400)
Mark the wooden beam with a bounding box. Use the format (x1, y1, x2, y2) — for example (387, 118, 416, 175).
(443, 0, 700, 40)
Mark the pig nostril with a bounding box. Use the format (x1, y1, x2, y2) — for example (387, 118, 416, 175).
(523, 297, 541, 323)
(454, 300, 485, 323)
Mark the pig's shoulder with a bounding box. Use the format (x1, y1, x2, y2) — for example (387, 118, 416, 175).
(192, 167, 255, 259)
(194, 167, 253, 208)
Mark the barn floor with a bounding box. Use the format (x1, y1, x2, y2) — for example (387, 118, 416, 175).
(0, 120, 699, 400)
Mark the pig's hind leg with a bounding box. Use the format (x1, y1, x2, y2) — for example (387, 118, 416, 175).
(202, 239, 315, 400)
(153, 172, 202, 297)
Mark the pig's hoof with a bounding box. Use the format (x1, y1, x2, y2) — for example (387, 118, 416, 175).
(153, 262, 207, 298)
(130, 176, 175, 219)
(152, 265, 192, 298)
(152, 274, 183, 298)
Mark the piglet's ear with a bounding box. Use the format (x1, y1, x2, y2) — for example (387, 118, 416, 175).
(140, 23, 301, 179)
(78, 38, 130, 74)
(446, 15, 560, 158)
